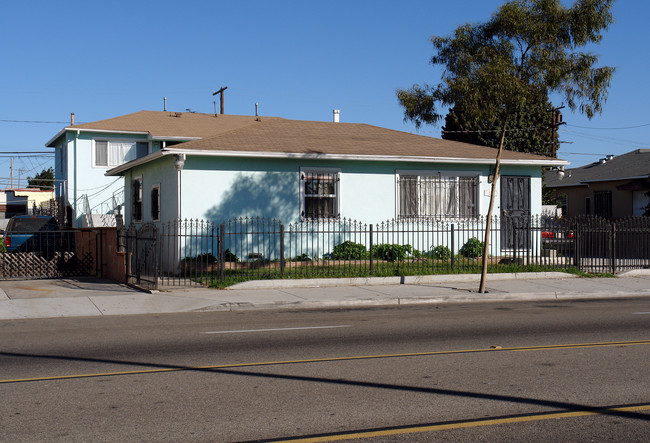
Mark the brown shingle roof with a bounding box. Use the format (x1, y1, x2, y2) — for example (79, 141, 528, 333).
(68, 110, 272, 139)
(174, 117, 557, 162)
(56, 110, 563, 164)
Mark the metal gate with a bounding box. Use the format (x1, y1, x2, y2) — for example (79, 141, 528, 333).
(501, 176, 531, 251)
(126, 223, 159, 290)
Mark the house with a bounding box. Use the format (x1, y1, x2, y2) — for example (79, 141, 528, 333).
(545, 149, 650, 218)
(48, 109, 566, 232)
(100, 110, 565, 223)
(0, 188, 55, 230)
(46, 111, 265, 227)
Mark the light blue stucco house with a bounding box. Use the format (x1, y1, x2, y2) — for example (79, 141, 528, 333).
(48, 110, 566, 232)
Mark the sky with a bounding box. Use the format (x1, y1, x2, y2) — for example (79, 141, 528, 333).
(1, 0, 648, 188)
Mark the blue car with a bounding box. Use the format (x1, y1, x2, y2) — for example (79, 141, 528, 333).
(4, 215, 62, 257)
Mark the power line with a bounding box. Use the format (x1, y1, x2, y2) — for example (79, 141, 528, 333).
(0, 119, 68, 124)
(567, 123, 650, 130)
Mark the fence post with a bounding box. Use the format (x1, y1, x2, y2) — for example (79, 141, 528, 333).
(219, 223, 225, 282)
(369, 224, 373, 274)
(610, 223, 616, 275)
(280, 223, 285, 277)
(451, 224, 455, 271)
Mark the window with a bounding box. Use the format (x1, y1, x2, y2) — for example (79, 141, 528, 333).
(300, 169, 340, 219)
(94, 140, 149, 167)
(594, 191, 612, 217)
(132, 177, 143, 222)
(557, 194, 568, 216)
(151, 185, 160, 222)
(397, 172, 478, 218)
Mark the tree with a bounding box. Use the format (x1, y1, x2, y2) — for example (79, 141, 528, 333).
(442, 98, 559, 156)
(27, 167, 55, 190)
(397, 0, 615, 293)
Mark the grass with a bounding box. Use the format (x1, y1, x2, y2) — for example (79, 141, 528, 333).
(187, 259, 601, 289)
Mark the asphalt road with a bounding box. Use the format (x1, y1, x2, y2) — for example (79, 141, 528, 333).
(1, 297, 649, 442)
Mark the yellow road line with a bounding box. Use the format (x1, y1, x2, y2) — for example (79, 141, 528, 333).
(277, 404, 650, 442)
(2, 339, 649, 384)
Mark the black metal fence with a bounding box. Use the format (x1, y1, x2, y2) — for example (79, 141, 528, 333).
(124, 215, 650, 289)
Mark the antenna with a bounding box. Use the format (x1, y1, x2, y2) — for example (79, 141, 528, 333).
(212, 86, 228, 114)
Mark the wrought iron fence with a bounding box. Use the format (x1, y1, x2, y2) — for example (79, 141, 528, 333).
(129, 215, 650, 289)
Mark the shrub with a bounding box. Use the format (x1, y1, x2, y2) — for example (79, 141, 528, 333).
(429, 245, 451, 260)
(373, 244, 414, 262)
(460, 237, 484, 258)
(224, 249, 239, 262)
(182, 252, 217, 263)
(331, 241, 368, 260)
(292, 253, 312, 262)
(0, 237, 5, 254)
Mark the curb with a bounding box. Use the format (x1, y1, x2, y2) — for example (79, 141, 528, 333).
(225, 272, 579, 290)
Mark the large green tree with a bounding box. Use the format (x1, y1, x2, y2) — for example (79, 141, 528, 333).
(442, 99, 559, 156)
(397, 0, 615, 293)
(27, 167, 55, 190)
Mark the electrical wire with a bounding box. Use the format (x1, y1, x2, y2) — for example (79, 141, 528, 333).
(567, 123, 650, 130)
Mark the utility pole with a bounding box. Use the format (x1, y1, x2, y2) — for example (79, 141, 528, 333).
(10, 157, 13, 188)
(212, 86, 228, 114)
(550, 106, 565, 158)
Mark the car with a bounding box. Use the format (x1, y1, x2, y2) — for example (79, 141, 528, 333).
(4, 215, 62, 257)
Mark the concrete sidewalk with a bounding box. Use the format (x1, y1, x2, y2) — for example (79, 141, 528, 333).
(0, 271, 649, 320)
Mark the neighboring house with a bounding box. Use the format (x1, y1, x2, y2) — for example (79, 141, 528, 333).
(545, 149, 650, 218)
(0, 188, 55, 230)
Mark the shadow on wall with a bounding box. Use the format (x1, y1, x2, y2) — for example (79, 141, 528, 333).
(204, 172, 298, 224)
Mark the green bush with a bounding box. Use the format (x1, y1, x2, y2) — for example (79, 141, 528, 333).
(460, 237, 484, 258)
(0, 237, 5, 254)
(373, 244, 415, 262)
(331, 241, 368, 260)
(292, 253, 312, 262)
(224, 249, 239, 262)
(428, 245, 451, 260)
(183, 253, 217, 263)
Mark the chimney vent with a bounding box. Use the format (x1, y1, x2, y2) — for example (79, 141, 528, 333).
(71, 113, 75, 125)
(333, 109, 340, 123)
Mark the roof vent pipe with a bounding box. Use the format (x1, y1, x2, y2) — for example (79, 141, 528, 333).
(333, 109, 340, 123)
(606, 154, 614, 161)
(164, 97, 167, 112)
(255, 103, 259, 117)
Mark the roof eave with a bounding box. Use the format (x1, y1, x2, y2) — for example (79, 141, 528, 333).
(107, 147, 566, 176)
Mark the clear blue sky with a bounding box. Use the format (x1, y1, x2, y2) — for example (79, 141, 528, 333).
(1, 0, 647, 187)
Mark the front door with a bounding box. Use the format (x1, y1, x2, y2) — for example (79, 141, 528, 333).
(501, 176, 531, 250)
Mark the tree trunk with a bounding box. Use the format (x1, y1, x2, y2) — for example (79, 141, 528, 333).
(478, 116, 509, 294)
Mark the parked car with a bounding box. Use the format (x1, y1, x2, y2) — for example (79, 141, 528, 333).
(4, 216, 63, 258)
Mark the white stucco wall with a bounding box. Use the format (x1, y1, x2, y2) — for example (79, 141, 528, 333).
(122, 154, 544, 226)
(55, 131, 150, 226)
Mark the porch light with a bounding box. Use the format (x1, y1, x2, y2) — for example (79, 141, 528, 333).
(174, 154, 185, 171)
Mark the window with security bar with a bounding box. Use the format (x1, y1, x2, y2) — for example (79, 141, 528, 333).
(132, 177, 143, 223)
(301, 169, 340, 219)
(398, 174, 478, 218)
(594, 190, 612, 217)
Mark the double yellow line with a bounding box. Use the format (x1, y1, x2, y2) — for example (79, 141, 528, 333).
(2, 339, 649, 384)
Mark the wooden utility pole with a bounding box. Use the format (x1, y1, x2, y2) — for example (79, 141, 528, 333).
(550, 106, 565, 158)
(212, 87, 228, 114)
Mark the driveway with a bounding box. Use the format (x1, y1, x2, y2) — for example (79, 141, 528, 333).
(0, 278, 141, 300)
